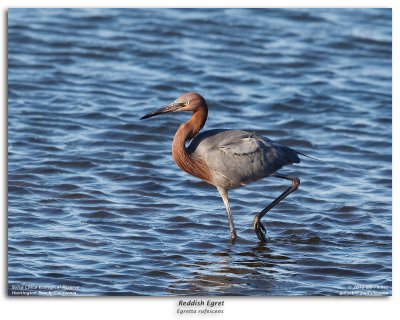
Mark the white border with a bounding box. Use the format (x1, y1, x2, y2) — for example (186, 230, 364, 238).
(1, 1, 397, 320)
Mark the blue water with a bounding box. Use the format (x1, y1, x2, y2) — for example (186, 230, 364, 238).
(8, 8, 391, 296)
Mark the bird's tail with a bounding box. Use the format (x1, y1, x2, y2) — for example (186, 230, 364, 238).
(296, 150, 322, 162)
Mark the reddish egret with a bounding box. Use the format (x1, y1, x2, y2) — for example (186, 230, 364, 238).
(141, 92, 304, 242)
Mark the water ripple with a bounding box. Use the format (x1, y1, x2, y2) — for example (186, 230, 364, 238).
(8, 8, 391, 296)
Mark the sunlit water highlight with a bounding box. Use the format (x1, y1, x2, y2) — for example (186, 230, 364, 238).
(8, 8, 391, 296)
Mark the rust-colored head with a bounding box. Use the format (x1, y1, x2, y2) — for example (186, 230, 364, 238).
(140, 92, 207, 119)
(140, 92, 212, 184)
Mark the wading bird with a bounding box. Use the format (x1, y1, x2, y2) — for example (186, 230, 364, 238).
(141, 92, 307, 242)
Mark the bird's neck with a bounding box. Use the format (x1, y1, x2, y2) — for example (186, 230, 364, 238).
(172, 107, 212, 184)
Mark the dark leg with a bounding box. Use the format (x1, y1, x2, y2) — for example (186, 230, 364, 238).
(253, 174, 300, 242)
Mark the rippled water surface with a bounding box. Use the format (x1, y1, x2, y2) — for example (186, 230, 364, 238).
(8, 9, 392, 296)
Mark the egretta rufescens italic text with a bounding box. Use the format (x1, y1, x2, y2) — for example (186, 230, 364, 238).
(141, 92, 308, 242)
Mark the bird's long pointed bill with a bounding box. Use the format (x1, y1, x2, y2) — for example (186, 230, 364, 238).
(140, 102, 184, 119)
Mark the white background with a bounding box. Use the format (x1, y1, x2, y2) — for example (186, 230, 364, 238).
(1, 1, 397, 319)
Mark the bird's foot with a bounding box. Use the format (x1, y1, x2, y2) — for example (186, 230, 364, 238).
(253, 216, 267, 242)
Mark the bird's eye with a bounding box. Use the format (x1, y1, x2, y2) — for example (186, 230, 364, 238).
(184, 101, 190, 106)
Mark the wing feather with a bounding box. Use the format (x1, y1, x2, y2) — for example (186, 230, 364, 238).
(189, 129, 299, 189)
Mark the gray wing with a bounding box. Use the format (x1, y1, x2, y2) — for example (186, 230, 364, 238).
(188, 129, 300, 189)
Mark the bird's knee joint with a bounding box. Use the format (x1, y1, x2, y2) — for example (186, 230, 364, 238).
(292, 177, 300, 189)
